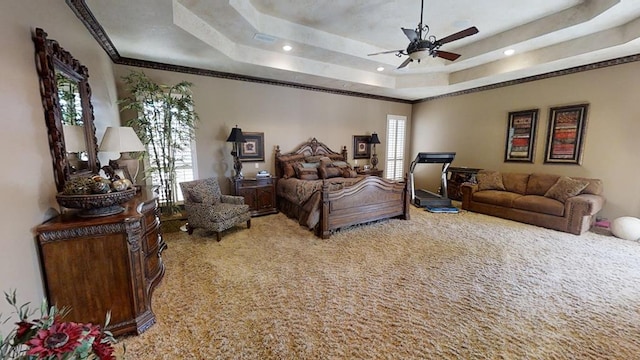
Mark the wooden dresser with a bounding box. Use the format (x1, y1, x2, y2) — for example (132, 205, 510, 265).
(34, 189, 167, 336)
(232, 177, 278, 217)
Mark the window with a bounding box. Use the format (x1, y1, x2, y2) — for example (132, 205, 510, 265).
(386, 115, 407, 181)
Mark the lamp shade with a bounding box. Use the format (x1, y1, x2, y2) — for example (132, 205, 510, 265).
(369, 133, 381, 144)
(63, 125, 87, 152)
(99, 126, 146, 153)
(226, 126, 246, 143)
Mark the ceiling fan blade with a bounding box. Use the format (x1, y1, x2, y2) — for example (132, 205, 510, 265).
(435, 50, 461, 61)
(437, 26, 479, 45)
(368, 49, 404, 56)
(401, 27, 419, 42)
(397, 57, 413, 69)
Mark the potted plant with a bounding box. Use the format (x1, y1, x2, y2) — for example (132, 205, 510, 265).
(0, 290, 118, 359)
(118, 71, 198, 215)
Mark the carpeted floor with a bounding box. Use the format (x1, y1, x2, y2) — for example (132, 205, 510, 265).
(117, 206, 640, 359)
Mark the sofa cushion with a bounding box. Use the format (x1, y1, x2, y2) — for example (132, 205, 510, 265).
(473, 190, 521, 207)
(502, 173, 530, 195)
(526, 173, 560, 195)
(573, 177, 603, 195)
(477, 171, 506, 191)
(544, 176, 589, 203)
(513, 195, 565, 216)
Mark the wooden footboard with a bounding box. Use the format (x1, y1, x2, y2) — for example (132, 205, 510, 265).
(318, 176, 410, 239)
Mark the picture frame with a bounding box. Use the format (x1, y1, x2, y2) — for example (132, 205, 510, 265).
(353, 135, 371, 159)
(504, 109, 538, 162)
(544, 104, 589, 165)
(239, 132, 265, 162)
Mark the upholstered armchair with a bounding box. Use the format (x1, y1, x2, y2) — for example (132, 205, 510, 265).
(179, 178, 251, 241)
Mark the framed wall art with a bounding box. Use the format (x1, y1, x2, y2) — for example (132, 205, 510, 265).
(544, 104, 589, 165)
(504, 109, 538, 162)
(353, 135, 371, 159)
(239, 132, 265, 162)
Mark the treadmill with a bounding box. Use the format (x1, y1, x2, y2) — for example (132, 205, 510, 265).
(409, 152, 456, 208)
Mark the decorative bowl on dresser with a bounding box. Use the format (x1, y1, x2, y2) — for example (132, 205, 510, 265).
(55, 188, 136, 217)
(34, 188, 167, 336)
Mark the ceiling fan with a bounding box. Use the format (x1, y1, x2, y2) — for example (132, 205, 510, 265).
(368, 0, 479, 69)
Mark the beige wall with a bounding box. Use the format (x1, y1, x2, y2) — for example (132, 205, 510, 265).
(411, 61, 640, 219)
(113, 65, 412, 194)
(0, 1, 121, 333)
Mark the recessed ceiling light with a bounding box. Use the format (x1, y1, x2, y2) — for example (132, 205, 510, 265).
(504, 49, 515, 56)
(282, 45, 292, 52)
(377, 66, 384, 72)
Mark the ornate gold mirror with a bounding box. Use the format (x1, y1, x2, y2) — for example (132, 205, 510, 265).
(33, 28, 99, 193)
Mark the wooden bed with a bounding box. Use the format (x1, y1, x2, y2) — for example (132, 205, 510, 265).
(275, 138, 410, 238)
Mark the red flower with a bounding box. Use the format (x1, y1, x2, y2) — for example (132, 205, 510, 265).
(15, 321, 34, 341)
(26, 322, 83, 358)
(92, 337, 116, 360)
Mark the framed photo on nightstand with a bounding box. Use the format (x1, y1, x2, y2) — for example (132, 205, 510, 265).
(239, 132, 265, 162)
(353, 135, 371, 159)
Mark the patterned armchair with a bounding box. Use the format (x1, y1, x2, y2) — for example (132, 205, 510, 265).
(179, 178, 251, 241)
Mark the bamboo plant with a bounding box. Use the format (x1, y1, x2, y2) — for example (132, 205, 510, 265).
(119, 71, 198, 215)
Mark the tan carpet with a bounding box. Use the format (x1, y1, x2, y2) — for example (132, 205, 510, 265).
(118, 207, 640, 359)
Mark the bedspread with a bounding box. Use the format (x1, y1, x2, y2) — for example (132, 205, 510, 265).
(277, 176, 364, 229)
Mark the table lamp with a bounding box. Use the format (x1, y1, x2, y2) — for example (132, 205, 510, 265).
(63, 125, 87, 171)
(369, 132, 381, 170)
(226, 125, 246, 179)
(99, 126, 146, 181)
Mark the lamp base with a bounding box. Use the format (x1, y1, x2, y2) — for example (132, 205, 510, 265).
(371, 153, 379, 170)
(114, 152, 140, 182)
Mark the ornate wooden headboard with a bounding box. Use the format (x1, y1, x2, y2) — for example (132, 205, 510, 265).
(274, 138, 348, 178)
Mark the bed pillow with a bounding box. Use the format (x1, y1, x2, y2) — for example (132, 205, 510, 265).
(331, 161, 351, 168)
(325, 167, 343, 179)
(305, 155, 324, 163)
(477, 170, 506, 191)
(342, 168, 358, 178)
(295, 165, 319, 180)
(300, 162, 320, 168)
(318, 163, 343, 179)
(282, 162, 297, 179)
(544, 176, 589, 203)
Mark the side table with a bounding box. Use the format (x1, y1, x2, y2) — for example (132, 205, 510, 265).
(446, 167, 482, 201)
(357, 169, 384, 177)
(232, 177, 278, 217)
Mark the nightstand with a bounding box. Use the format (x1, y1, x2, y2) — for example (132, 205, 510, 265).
(357, 169, 384, 177)
(232, 177, 278, 217)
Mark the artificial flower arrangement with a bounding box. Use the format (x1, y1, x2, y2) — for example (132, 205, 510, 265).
(0, 290, 118, 360)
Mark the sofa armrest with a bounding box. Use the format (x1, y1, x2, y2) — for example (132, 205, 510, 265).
(221, 194, 245, 205)
(565, 194, 605, 216)
(461, 183, 478, 209)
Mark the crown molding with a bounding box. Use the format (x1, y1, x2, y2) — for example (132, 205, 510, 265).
(67, 0, 640, 105)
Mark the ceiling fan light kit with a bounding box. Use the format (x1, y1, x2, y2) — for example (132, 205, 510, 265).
(368, 0, 479, 69)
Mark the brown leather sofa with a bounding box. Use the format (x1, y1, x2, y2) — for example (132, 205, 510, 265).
(461, 171, 605, 235)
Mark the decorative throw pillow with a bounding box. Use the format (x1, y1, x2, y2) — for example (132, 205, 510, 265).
(331, 161, 351, 168)
(185, 189, 202, 203)
(342, 168, 358, 178)
(319, 156, 332, 167)
(282, 162, 297, 179)
(325, 167, 343, 179)
(477, 171, 506, 191)
(305, 155, 324, 163)
(295, 165, 319, 180)
(300, 162, 320, 168)
(544, 176, 589, 203)
(318, 164, 328, 179)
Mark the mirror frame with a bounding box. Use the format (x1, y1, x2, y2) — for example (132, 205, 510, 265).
(33, 28, 99, 192)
